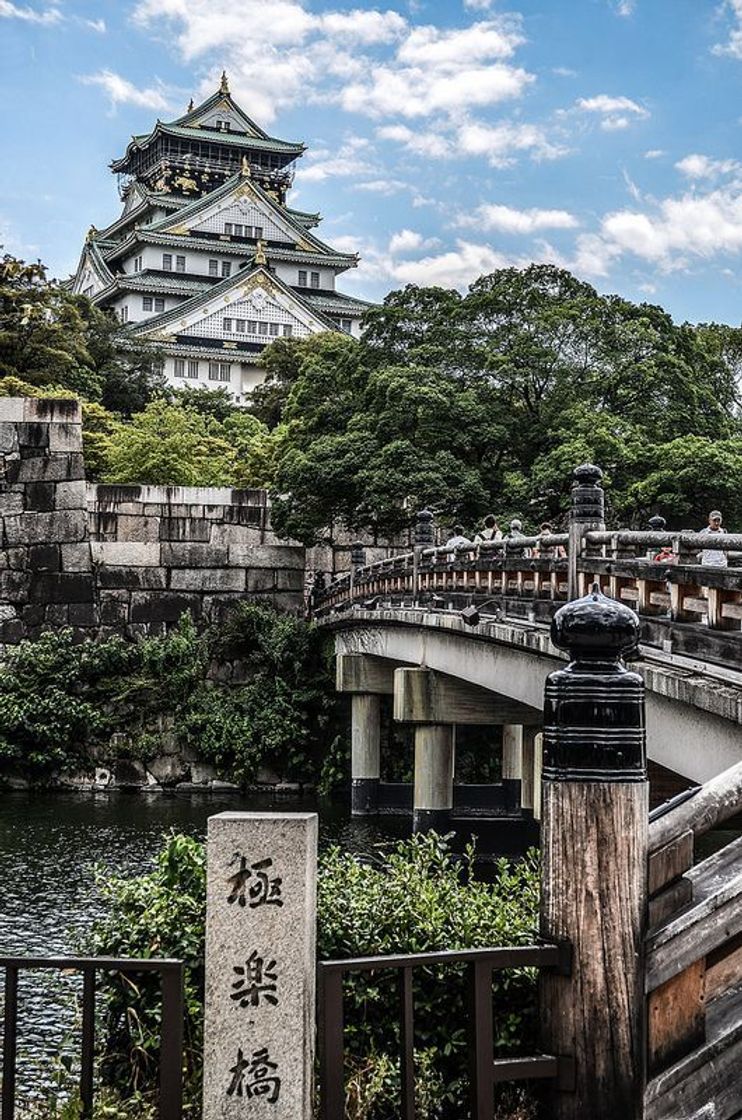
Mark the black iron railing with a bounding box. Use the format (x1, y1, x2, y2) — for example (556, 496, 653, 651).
(318, 943, 572, 1120)
(0, 956, 184, 1120)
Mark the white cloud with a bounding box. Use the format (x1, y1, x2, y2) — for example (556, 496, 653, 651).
(713, 0, 742, 58)
(553, 66, 577, 78)
(396, 20, 522, 66)
(390, 239, 512, 287)
(644, 149, 665, 159)
(0, 1, 61, 23)
(297, 136, 375, 182)
(388, 228, 439, 253)
(675, 153, 741, 179)
(576, 93, 648, 131)
(457, 119, 568, 165)
(463, 0, 496, 9)
(614, 0, 635, 15)
(458, 203, 578, 234)
(377, 124, 451, 159)
(82, 17, 106, 32)
(79, 70, 171, 111)
(318, 10, 406, 43)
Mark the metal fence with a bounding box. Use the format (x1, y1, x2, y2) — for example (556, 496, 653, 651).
(318, 943, 572, 1120)
(0, 956, 184, 1120)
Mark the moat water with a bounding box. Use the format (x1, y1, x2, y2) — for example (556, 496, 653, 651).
(0, 789, 406, 1105)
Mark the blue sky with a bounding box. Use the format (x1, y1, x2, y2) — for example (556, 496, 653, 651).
(4, 0, 742, 323)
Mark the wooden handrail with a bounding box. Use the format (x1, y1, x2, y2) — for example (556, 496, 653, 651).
(649, 759, 742, 854)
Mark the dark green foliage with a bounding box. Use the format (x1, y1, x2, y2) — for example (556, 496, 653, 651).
(264, 266, 742, 543)
(0, 618, 205, 777)
(89, 833, 539, 1119)
(0, 607, 343, 785)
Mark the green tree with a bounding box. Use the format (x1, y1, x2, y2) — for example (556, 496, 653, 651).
(103, 400, 236, 486)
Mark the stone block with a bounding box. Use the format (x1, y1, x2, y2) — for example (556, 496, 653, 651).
(191, 762, 219, 785)
(276, 569, 305, 592)
(209, 523, 264, 548)
(228, 544, 305, 570)
(0, 619, 24, 643)
(99, 593, 130, 626)
(203, 812, 317, 1120)
(54, 481, 87, 510)
(6, 548, 26, 571)
(170, 568, 245, 592)
(0, 604, 17, 623)
(161, 542, 228, 568)
(97, 566, 166, 590)
(22, 604, 44, 628)
(23, 398, 81, 424)
(247, 569, 276, 593)
(147, 755, 189, 787)
(129, 592, 202, 624)
(17, 422, 49, 449)
(159, 517, 211, 542)
(60, 543, 92, 572)
(273, 592, 304, 614)
(4, 510, 87, 545)
(113, 514, 161, 543)
(25, 482, 55, 512)
(48, 423, 82, 453)
(0, 571, 30, 603)
(90, 542, 161, 567)
(0, 424, 18, 454)
(112, 759, 148, 788)
(68, 602, 97, 627)
(30, 572, 95, 604)
(11, 453, 85, 483)
(28, 544, 61, 572)
(45, 603, 69, 625)
(0, 493, 23, 516)
(0, 399, 25, 422)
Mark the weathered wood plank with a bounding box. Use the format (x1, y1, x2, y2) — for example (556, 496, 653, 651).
(648, 877, 693, 931)
(647, 960, 705, 1075)
(648, 830, 694, 895)
(649, 760, 742, 853)
(540, 781, 647, 1120)
(646, 869, 742, 992)
(706, 933, 742, 1006)
(645, 1020, 742, 1120)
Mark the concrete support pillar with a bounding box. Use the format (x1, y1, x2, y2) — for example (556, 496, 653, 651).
(413, 724, 455, 833)
(533, 732, 544, 821)
(502, 724, 523, 812)
(351, 693, 381, 815)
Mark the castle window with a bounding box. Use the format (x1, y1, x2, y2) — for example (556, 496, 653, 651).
(233, 224, 244, 238)
(208, 361, 231, 382)
(269, 323, 279, 336)
(255, 226, 264, 239)
(221, 261, 232, 278)
(298, 270, 307, 287)
(142, 297, 153, 311)
(176, 255, 186, 273)
(310, 271, 320, 289)
(133, 255, 142, 272)
(120, 306, 129, 323)
(341, 319, 352, 334)
(162, 253, 172, 270)
(174, 358, 185, 377)
(154, 297, 165, 312)
(209, 259, 219, 277)
(223, 317, 233, 332)
(187, 360, 199, 378)
(283, 324, 293, 337)
(235, 319, 246, 333)
(258, 322, 268, 336)
(247, 320, 257, 333)
(224, 223, 233, 236)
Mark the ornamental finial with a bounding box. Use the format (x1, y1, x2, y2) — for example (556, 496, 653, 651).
(187, 97, 194, 112)
(254, 239, 267, 265)
(240, 155, 251, 178)
(220, 70, 229, 94)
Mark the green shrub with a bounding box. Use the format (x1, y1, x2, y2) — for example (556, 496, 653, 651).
(88, 832, 540, 1119)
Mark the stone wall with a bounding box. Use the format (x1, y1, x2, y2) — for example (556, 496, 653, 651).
(0, 398, 402, 644)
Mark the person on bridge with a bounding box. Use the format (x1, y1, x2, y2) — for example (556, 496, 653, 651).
(445, 525, 472, 550)
(474, 514, 502, 543)
(699, 510, 728, 568)
(505, 518, 530, 557)
(536, 521, 566, 558)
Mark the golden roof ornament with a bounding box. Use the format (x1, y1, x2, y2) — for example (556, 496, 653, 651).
(86, 224, 98, 242)
(254, 239, 267, 265)
(187, 98, 194, 112)
(240, 155, 251, 178)
(220, 70, 229, 95)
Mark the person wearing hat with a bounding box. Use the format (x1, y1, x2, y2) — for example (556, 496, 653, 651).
(699, 510, 728, 568)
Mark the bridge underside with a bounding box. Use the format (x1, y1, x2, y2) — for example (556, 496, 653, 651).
(329, 609, 742, 787)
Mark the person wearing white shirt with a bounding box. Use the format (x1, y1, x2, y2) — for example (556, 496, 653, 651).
(699, 510, 728, 568)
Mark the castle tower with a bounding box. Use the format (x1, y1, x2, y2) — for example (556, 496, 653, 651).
(71, 74, 373, 403)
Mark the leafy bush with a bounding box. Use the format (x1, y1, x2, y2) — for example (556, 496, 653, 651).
(0, 606, 343, 786)
(89, 832, 540, 1119)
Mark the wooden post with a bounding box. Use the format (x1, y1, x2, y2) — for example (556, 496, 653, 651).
(413, 509, 435, 604)
(567, 464, 605, 601)
(540, 585, 648, 1120)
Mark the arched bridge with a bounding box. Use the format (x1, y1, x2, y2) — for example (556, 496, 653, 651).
(315, 465, 742, 834)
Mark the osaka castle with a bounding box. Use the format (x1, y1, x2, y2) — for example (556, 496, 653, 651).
(71, 72, 373, 402)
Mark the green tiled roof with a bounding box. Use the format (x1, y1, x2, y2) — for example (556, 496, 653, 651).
(103, 229, 357, 269)
(112, 123, 304, 171)
(301, 290, 376, 314)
